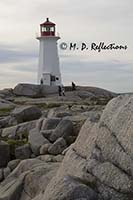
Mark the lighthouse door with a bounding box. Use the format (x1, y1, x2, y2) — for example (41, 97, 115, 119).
(42, 73, 51, 85)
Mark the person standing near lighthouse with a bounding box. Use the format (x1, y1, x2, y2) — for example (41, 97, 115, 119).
(36, 18, 62, 86)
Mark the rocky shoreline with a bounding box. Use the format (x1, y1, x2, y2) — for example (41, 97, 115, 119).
(0, 84, 132, 200)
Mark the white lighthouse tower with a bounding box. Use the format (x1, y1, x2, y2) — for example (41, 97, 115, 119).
(36, 18, 62, 86)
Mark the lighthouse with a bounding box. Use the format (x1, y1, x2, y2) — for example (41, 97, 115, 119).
(36, 18, 62, 86)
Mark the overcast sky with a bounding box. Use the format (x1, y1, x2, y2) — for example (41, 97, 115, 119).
(0, 0, 132, 92)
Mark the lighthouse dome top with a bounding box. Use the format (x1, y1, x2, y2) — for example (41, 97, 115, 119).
(40, 18, 55, 26)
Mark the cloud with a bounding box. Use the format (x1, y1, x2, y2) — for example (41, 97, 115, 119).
(0, 45, 37, 63)
(11, 63, 37, 73)
(0, 62, 38, 89)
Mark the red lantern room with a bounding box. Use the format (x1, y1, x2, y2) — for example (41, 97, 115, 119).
(40, 18, 55, 36)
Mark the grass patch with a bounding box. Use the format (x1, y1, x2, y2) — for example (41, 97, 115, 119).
(7, 138, 28, 159)
(47, 103, 61, 108)
(0, 133, 29, 159)
(7, 139, 28, 146)
(21, 131, 29, 140)
(38, 102, 61, 110)
(0, 107, 14, 116)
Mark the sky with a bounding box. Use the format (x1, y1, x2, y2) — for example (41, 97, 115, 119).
(0, 0, 132, 92)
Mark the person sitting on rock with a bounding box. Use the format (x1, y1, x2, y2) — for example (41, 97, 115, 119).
(40, 78, 43, 85)
(72, 82, 76, 91)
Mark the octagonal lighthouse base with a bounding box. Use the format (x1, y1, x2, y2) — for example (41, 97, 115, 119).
(37, 35, 62, 86)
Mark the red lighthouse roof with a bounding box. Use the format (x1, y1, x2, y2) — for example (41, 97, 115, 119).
(40, 18, 56, 37)
(40, 18, 55, 26)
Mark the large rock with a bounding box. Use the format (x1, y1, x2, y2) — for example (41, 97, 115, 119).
(41, 118, 61, 130)
(20, 162, 59, 200)
(40, 129, 53, 140)
(76, 86, 117, 99)
(13, 84, 41, 98)
(50, 119, 73, 142)
(11, 106, 42, 123)
(7, 159, 21, 171)
(0, 99, 15, 117)
(0, 116, 13, 128)
(64, 114, 90, 136)
(35, 118, 45, 131)
(0, 173, 26, 200)
(76, 91, 97, 100)
(0, 99, 15, 110)
(13, 84, 58, 97)
(0, 158, 60, 200)
(39, 143, 51, 155)
(0, 141, 10, 168)
(41, 95, 133, 200)
(15, 144, 32, 159)
(29, 128, 50, 155)
(0, 88, 14, 99)
(42, 119, 96, 200)
(1, 120, 37, 139)
(48, 137, 67, 155)
(43, 175, 98, 200)
(3, 167, 11, 179)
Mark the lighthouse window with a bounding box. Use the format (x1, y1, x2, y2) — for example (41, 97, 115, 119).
(50, 27, 54, 32)
(42, 26, 46, 32)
